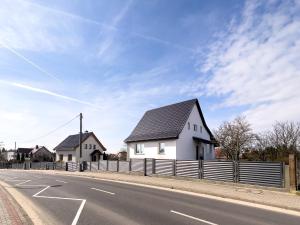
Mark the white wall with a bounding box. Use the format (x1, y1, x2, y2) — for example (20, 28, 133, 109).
(176, 105, 214, 160)
(128, 139, 176, 159)
(56, 150, 76, 162)
(3, 151, 15, 161)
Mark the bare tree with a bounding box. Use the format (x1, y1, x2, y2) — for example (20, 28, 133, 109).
(269, 121, 300, 155)
(214, 116, 255, 160)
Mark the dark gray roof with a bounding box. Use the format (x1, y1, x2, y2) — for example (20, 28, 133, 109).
(17, 148, 33, 154)
(54, 132, 106, 151)
(124, 99, 214, 143)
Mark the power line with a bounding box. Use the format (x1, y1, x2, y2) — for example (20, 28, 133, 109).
(19, 114, 80, 143)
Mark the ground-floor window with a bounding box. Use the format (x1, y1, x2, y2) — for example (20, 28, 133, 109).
(158, 143, 165, 154)
(68, 154, 72, 161)
(135, 143, 144, 155)
(59, 154, 63, 161)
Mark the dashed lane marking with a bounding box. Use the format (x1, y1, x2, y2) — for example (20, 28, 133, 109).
(91, 187, 115, 195)
(170, 210, 218, 225)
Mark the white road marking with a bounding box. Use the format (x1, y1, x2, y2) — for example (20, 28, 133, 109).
(170, 210, 218, 225)
(56, 180, 68, 183)
(91, 187, 115, 195)
(1, 174, 86, 225)
(71, 199, 86, 225)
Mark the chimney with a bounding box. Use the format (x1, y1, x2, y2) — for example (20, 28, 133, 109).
(85, 130, 89, 133)
(35, 145, 39, 149)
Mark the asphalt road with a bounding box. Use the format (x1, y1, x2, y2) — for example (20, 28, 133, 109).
(0, 170, 299, 225)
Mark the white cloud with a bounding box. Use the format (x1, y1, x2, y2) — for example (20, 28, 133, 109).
(0, 0, 81, 52)
(198, 0, 300, 131)
(0, 80, 99, 109)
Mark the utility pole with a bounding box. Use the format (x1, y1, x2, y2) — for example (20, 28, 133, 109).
(79, 113, 83, 159)
(15, 141, 16, 150)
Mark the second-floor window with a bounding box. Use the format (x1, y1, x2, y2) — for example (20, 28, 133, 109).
(188, 122, 190, 130)
(89, 144, 92, 149)
(194, 124, 197, 131)
(135, 143, 144, 154)
(93, 145, 96, 149)
(85, 144, 87, 149)
(200, 126, 203, 133)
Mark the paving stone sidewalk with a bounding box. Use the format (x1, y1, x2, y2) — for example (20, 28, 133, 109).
(0, 184, 32, 225)
(32, 169, 300, 212)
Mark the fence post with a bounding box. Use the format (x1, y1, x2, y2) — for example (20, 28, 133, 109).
(152, 158, 156, 174)
(144, 158, 147, 176)
(117, 160, 120, 172)
(289, 154, 297, 191)
(173, 160, 176, 176)
(129, 159, 132, 172)
(198, 160, 201, 179)
(106, 160, 109, 171)
(98, 159, 100, 170)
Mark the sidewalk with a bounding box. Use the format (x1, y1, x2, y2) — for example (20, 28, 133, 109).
(0, 183, 32, 225)
(22, 170, 300, 212)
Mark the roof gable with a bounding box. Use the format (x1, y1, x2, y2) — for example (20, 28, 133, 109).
(54, 132, 106, 151)
(124, 99, 215, 143)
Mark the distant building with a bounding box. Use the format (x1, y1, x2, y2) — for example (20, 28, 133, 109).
(54, 131, 106, 162)
(17, 146, 53, 162)
(2, 150, 16, 161)
(124, 99, 217, 160)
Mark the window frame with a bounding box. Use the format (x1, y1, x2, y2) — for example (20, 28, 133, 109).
(158, 142, 165, 155)
(193, 124, 197, 131)
(135, 143, 145, 155)
(59, 154, 63, 161)
(68, 154, 72, 161)
(93, 144, 96, 149)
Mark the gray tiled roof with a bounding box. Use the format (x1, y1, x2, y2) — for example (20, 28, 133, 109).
(54, 132, 107, 151)
(124, 99, 214, 143)
(54, 132, 92, 151)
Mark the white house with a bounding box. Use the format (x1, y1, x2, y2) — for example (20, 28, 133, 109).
(54, 131, 106, 162)
(124, 99, 217, 160)
(2, 150, 16, 161)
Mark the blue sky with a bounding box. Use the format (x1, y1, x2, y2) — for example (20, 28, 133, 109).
(0, 0, 299, 152)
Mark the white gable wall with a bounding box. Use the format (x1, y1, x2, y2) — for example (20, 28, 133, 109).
(75, 135, 105, 162)
(176, 104, 214, 160)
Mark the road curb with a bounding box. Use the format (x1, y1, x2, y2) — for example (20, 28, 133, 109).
(0, 180, 53, 225)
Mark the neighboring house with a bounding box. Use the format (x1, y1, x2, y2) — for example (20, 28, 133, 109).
(2, 150, 16, 161)
(31, 146, 53, 162)
(17, 146, 53, 161)
(124, 99, 217, 160)
(54, 131, 106, 162)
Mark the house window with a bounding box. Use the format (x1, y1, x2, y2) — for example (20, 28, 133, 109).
(89, 144, 92, 149)
(135, 143, 144, 155)
(68, 154, 72, 161)
(188, 122, 190, 130)
(59, 154, 63, 161)
(194, 124, 197, 131)
(158, 143, 165, 154)
(93, 145, 96, 149)
(200, 126, 203, 133)
(85, 144, 87, 149)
